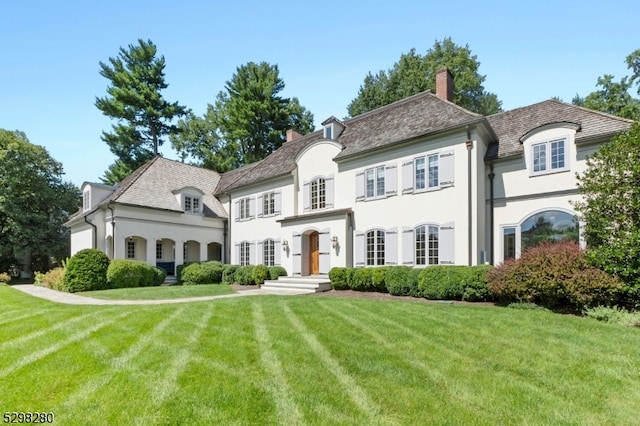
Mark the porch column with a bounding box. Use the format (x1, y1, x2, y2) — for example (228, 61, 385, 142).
(146, 239, 156, 266)
(200, 243, 207, 263)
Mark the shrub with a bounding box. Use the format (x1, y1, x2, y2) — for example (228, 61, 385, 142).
(222, 265, 239, 284)
(181, 261, 224, 285)
(418, 266, 465, 300)
(252, 264, 270, 285)
(107, 259, 155, 289)
(62, 249, 110, 293)
(268, 266, 288, 280)
(351, 268, 373, 291)
(0, 272, 11, 284)
(34, 267, 65, 290)
(153, 267, 167, 286)
(385, 266, 420, 296)
(370, 267, 388, 292)
(487, 241, 623, 311)
(329, 267, 349, 290)
(176, 262, 193, 283)
(583, 306, 640, 327)
(461, 265, 494, 302)
(234, 265, 255, 285)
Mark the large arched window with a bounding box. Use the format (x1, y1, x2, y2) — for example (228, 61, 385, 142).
(502, 209, 579, 260)
(366, 229, 385, 266)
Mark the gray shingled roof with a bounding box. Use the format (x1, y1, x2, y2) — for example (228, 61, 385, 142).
(486, 99, 634, 160)
(66, 156, 227, 224)
(216, 90, 483, 193)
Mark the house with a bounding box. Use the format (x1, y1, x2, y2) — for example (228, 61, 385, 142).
(67, 69, 633, 280)
(65, 157, 227, 278)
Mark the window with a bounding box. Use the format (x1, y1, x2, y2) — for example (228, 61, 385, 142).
(263, 239, 275, 267)
(531, 138, 568, 175)
(415, 225, 438, 265)
(240, 241, 251, 266)
(156, 242, 163, 260)
(127, 240, 135, 259)
(324, 125, 332, 139)
(83, 191, 91, 211)
(239, 197, 251, 220)
(263, 192, 276, 216)
(365, 166, 385, 198)
(366, 230, 385, 266)
(183, 195, 201, 213)
(503, 228, 516, 260)
(311, 177, 326, 210)
(404, 151, 452, 193)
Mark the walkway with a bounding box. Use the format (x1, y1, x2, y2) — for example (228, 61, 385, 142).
(10, 284, 314, 306)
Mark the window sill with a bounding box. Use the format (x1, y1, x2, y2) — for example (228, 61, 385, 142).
(529, 167, 570, 178)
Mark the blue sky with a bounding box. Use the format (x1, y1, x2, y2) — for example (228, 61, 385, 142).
(1, 0, 638, 187)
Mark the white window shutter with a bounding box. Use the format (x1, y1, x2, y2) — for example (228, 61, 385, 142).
(257, 194, 264, 217)
(234, 243, 240, 264)
(355, 231, 365, 266)
(439, 222, 455, 264)
(249, 241, 256, 265)
(325, 175, 335, 208)
(234, 201, 240, 221)
(319, 229, 331, 274)
(249, 197, 256, 218)
(274, 192, 282, 215)
(439, 150, 455, 187)
(385, 164, 397, 196)
(257, 240, 264, 265)
(274, 239, 282, 266)
(385, 227, 398, 265)
(303, 181, 310, 212)
(355, 171, 365, 201)
(402, 160, 414, 193)
(292, 233, 302, 275)
(402, 226, 414, 265)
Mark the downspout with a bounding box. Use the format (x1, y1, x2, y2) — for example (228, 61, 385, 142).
(108, 203, 115, 259)
(84, 215, 97, 249)
(488, 164, 495, 265)
(226, 196, 231, 263)
(466, 128, 473, 266)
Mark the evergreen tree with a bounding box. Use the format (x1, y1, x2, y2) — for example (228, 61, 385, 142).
(95, 39, 188, 183)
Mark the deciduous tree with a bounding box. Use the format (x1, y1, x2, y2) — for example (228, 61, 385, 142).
(347, 38, 502, 117)
(96, 39, 188, 183)
(0, 130, 79, 275)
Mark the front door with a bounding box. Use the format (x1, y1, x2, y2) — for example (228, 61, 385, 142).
(309, 231, 319, 275)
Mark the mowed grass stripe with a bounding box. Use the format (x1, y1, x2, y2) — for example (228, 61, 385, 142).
(0, 310, 132, 378)
(253, 302, 304, 425)
(148, 306, 214, 405)
(0, 307, 58, 327)
(59, 306, 188, 417)
(0, 310, 115, 350)
(281, 301, 393, 425)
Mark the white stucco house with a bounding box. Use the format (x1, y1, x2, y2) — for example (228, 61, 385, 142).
(67, 69, 633, 281)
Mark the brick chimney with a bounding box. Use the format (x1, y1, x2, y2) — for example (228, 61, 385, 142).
(286, 129, 302, 142)
(435, 68, 454, 102)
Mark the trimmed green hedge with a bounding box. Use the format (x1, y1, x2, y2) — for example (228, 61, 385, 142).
(107, 259, 159, 288)
(222, 265, 239, 284)
(268, 266, 288, 280)
(328, 265, 494, 301)
(252, 265, 269, 285)
(62, 249, 110, 293)
(181, 261, 224, 285)
(234, 265, 255, 285)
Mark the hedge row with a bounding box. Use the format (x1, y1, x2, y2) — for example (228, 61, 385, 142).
(328, 265, 494, 301)
(179, 261, 287, 286)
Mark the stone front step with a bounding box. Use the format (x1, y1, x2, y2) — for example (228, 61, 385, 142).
(162, 275, 178, 285)
(262, 276, 332, 293)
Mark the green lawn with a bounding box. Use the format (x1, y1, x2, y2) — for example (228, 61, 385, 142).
(1, 284, 639, 425)
(79, 283, 235, 300)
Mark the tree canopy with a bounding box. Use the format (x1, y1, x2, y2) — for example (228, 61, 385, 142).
(573, 49, 640, 120)
(574, 122, 640, 297)
(347, 38, 502, 117)
(96, 39, 188, 184)
(171, 61, 314, 172)
(0, 130, 80, 275)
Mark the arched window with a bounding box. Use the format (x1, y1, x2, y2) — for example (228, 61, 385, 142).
(502, 209, 579, 261)
(310, 177, 326, 210)
(263, 239, 275, 266)
(240, 241, 251, 266)
(415, 225, 439, 265)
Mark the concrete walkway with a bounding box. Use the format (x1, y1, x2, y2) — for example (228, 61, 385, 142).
(10, 284, 315, 306)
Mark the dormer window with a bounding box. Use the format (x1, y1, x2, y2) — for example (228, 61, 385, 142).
(324, 125, 332, 139)
(183, 195, 201, 214)
(83, 191, 91, 212)
(528, 137, 569, 176)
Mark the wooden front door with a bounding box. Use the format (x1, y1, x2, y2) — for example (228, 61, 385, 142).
(309, 231, 319, 275)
